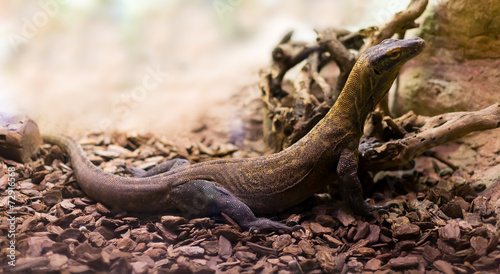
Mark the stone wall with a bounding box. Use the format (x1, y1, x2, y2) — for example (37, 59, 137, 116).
(392, 0, 500, 116)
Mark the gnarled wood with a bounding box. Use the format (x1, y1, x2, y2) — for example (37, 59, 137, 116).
(360, 104, 500, 172)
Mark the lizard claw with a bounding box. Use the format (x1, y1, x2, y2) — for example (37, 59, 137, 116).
(351, 200, 399, 217)
(246, 218, 303, 234)
(364, 200, 399, 215)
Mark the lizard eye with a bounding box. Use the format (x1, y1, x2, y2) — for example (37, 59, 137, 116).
(386, 48, 401, 60)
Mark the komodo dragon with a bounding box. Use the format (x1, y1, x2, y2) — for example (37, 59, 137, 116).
(43, 37, 425, 232)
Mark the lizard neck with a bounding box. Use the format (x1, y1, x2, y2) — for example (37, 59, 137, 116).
(286, 63, 382, 154)
(322, 61, 396, 137)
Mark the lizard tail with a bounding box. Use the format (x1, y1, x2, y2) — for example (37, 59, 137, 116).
(42, 134, 90, 167)
(42, 134, 173, 212)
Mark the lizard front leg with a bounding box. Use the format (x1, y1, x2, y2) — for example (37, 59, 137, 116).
(170, 180, 302, 233)
(337, 145, 394, 216)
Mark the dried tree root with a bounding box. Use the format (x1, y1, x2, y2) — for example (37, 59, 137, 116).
(260, 2, 429, 152)
(360, 104, 500, 172)
(360, 0, 428, 114)
(293, 59, 314, 119)
(316, 29, 357, 97)
(263, 31, 320, 99)
(360, 0, 429, 53)
(286, 53, 332, 147)
(309, 51, 334, 106)
(0, 114, 43, 163)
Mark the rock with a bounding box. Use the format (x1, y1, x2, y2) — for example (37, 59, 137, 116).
(393, 0, 500, 194)
(394, 0, 500, 117)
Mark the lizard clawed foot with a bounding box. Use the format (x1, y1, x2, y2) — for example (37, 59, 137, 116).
(246, 218, 303, 234)
(368, 200, 399, 210)
(366, 200, 399, 215)
(352, 200, 399, 217)
(117, 163, 145, 177)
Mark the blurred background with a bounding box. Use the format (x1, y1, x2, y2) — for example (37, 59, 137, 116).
(0, 0, 411, 140)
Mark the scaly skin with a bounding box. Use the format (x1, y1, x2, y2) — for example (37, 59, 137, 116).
(43, 38, 425, 232)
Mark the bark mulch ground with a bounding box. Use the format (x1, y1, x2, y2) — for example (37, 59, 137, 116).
(1, 132, 499, 273)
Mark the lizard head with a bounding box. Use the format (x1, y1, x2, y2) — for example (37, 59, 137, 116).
(360, 37, 426, 103)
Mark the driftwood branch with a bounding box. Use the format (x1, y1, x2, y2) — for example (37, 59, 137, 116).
(260, 2, 429, 152)
(293, 60, 314, 119)
(267, 31, 320, 98)
(316, 29, 357, 97)
(360, 104, 500, 172)
(360, 0, 429, 53)
(360, 0, 428, 115)
(287, 53, 332, 147)
(309, 51, 334, 106)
